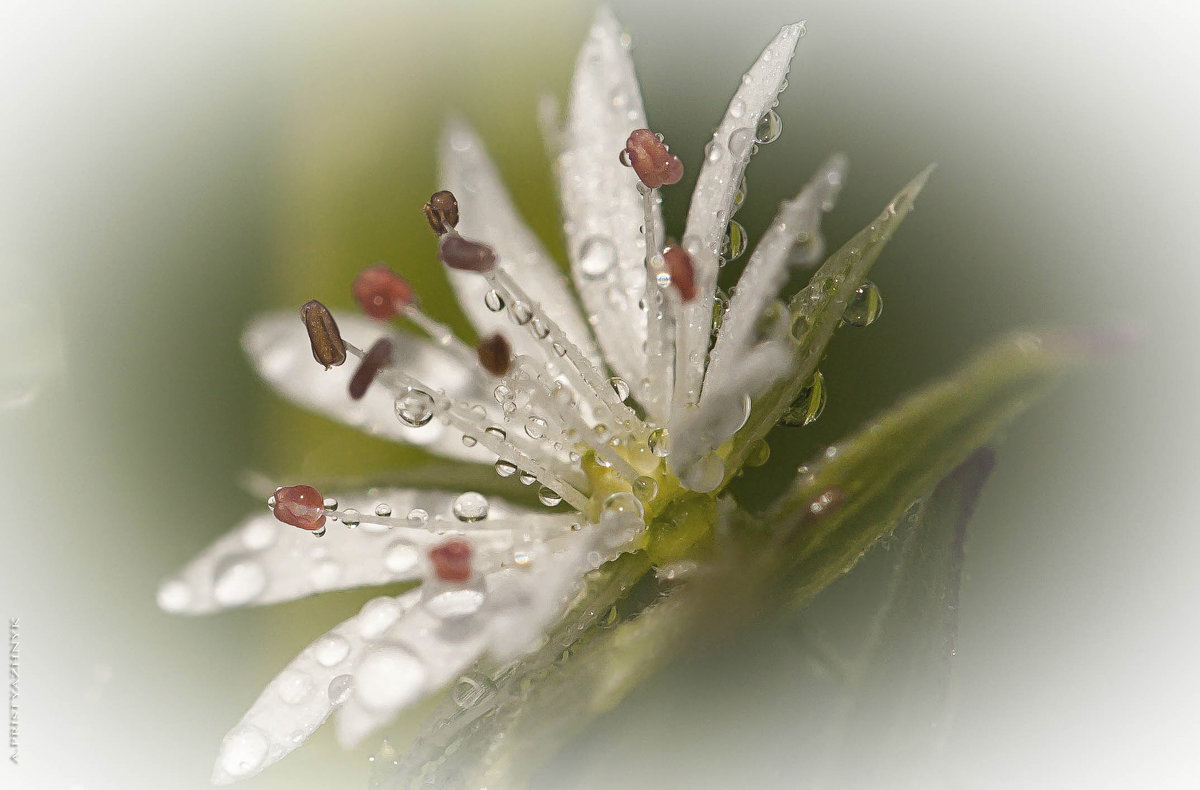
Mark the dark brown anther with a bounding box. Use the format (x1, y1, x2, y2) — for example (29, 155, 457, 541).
(623, 128, 684, 189)
(439, 233, 497, 273)
(423, 190, 460, 236)
(352, 265, 414, 321)
(476, 333, 512, 376)
(662, 245, 697, 302)
(430, 538, 473, 583)
(300, 299, 346, 368)
(348, 338, 393, 400)
(273, 484, 327, 531)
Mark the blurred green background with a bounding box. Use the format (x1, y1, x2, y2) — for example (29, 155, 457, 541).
(2, 0, 1197, 788)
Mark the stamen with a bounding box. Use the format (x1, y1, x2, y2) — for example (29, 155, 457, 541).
(423, 190, 460, 236)
(348, 338, 393, 400)
(272, 485, 327, 532)
(352, 265, 414, 321)
(430, 538, 473, 582)
(476, 333, 512, 377)
(622, 129, 684, 189)
(663, 245, 697, 302)
(439, 234, 496, 272)
(299, 300, 346, 369)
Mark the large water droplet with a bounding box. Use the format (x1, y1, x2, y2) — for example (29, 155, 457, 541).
(358, 596, 403, 638)
(384, 541, 419, 574)
(218, 726, 269, 778)
(395, 389, 435, 427)
(374, 503, 393, 517)
(728, 127, 754, 160)
(578, 237, 617, 279)
(780, 370, 827, 427)
(609, 377, 630, 401)
(524, 415, 548, 439)
(730, 98, 747, 119)
(648, 427, 670, 457)
(755, 109, 783, 144)
(508, 301, 533, 326)
(313, 633, 350, 667)
(327, 674, 353, 706)
(452, 492, 489, 522)
(842, 280, 883, 327)
(494, 459, 518, 478)
(537, 486, 563, 507)
(213, 555, 267, 606)
(680, 452, 725, 492)
(632, 476, 659, 503)
(276, 669, 315, 705)
(426, 588, 486, 619)
(602, 491, 644, 522)
(452, 672, 498, 710)
(484, 289, 505, 312)
(744, 439, 771, 468)
(723, 220, 748, 262)
(406, 507, 429, 526)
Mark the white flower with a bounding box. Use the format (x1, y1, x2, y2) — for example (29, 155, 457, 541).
(158, 8, 922, 784)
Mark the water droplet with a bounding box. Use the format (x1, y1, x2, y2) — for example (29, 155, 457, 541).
(485, 425, 507, 440)
(648, 427, 670, 457)
(728, 127, 754, 160)
(494, 459, 518, 478)
(341, 508, 360, 527)
(755, 109, 782, 144)
(609, 377, 630, 401)
(461, 435, 478, 448)
(780, 370, 827, 427)
(276, 669, 315, 705)
(354, 645, 425, 712)
(374, 503, 393, 517)
(730, 98, 746, 119)
(681, 452, 725, 492)
(618, 149, 633, 167)
(789, 312, 810, 342)
(744, 439, 771, 467)
(508, 301, 533, 326)
(602, 491, 644, 521)
(452, 672, 497, 710)
(327, 674, 353, 706)
(632, 476, 658, 502)
(452, 492, 489, 522)
(213, 555, 267, 606)
(395, 389, 435, 427)
(484, 289, 505, 312)
(322, 497, 338, 511)
(406, 508, 429, 526)
(733, 177, 748, 211)
(704, 139, 723, 163)
(842, 280, 883, 327)
(358, 596, 402, 638)
(578, 237, 617, 279)
(425, 588, 486, 619)
(537, 486, 563, 507)
(384, 541, 419, 574)
(313, 633, 350, 667)
(524, 415, 548, 439)
(518, 471, 537, 486)
(218, 726, 269, 777)
(723, 220, 748, 262)
(265, 494, 277, 509)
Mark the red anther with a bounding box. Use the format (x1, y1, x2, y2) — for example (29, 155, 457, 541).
(476, 333, 512, 377)
(300, 300, 346, 368)
(348, 338, 393, 400)
(662, 245, 697, 302)
(352, 265, 414, 321)
(423, 190, 460, 236)
(623, 129, 684, 189)
(273, 485, 327, 531)
(439, 234, 497, 273)
(429, 538, 473, 583)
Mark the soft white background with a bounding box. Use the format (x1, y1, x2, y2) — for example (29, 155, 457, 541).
(2, 1, 1197, 788)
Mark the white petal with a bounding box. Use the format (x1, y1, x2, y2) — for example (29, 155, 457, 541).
(674, 22, 807, 412)
(243, 311, 494, 462)
(210, 589, 422, 784)
(157, 489, 540, 614)
(439, 118, 601, 370)
(702, 155, 846, 396)
(557, 8, 664, 404)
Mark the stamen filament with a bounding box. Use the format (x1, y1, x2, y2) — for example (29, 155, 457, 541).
(639, 186, 675, 421)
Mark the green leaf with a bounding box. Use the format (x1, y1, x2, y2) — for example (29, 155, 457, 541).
(729, 165, 935, 471)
